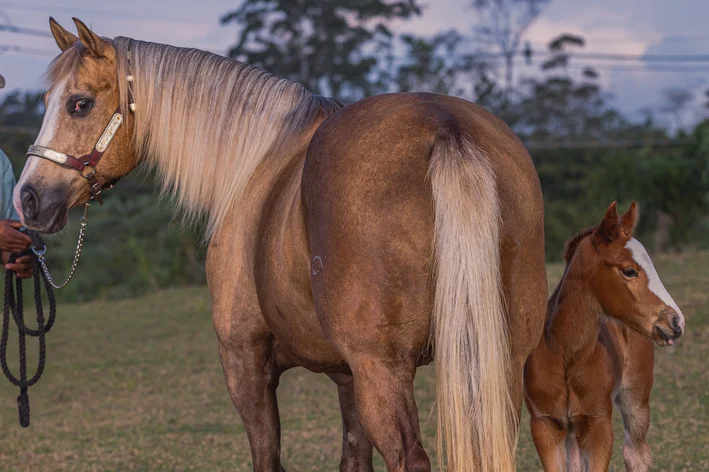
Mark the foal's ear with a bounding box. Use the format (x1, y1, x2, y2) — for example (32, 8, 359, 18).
(592, 201, 620, 247)
(620, 201, 639, 235)
(49, 17, 79, 52)
(72, 17, 108, 58)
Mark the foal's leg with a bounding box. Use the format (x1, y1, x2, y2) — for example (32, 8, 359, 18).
(219, 339, 286, 472)
(328, 374, 375, 472)
(566, 432, 583, 471)
(575, 415, 614, 472)
(614, 336, 654, 472)
(529, 416, 567, 472)
(615, 390, 651, 472)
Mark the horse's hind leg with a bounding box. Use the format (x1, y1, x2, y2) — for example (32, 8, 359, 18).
(349, 358, 429, 472)
(309, 247, 431, 471)
(329, 374, 375, 472)
(614, 336, 654, 472)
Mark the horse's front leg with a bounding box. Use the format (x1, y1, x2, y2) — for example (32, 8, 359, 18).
(328, 373, 375, 472)
(219, 335, 286, 472)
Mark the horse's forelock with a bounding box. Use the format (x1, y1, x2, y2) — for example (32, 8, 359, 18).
(43, 43, 85, 89)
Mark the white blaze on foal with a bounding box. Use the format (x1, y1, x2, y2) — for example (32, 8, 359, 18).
(625, 238, 684, 329)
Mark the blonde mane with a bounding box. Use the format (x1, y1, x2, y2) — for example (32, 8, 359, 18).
(50, 38, 342, 237)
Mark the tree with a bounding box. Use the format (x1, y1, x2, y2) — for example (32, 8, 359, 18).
(660, 86, 695, 133)
(541, 33, 585, 74)
(472, 0, 550, 99)
(512, 33, 634, 142)
(394, 30, 471, 96)
(221, 0, 422, 102)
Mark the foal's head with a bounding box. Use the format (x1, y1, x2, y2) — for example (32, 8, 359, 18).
(567, 201, 684, 346)
(15, 18, 137, 233)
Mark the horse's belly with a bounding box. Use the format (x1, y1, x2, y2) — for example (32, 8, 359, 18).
(267, 302, 349, 373)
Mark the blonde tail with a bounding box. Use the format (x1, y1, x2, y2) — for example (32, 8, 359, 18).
(429, 134, 517, 472)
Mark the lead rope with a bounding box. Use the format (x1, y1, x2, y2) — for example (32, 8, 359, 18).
(0, 206, 88, 426)
(0, 231, 56, 427)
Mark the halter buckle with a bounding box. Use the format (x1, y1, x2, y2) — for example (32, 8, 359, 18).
(80, 164, 104, 205)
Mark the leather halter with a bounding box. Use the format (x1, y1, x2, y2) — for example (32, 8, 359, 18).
(25, 47, 136, 205)
(26, 109, 124, 205)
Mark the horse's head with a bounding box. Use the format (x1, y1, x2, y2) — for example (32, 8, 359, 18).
(15, 18, 137, 233)
(576, 201, 684, 346)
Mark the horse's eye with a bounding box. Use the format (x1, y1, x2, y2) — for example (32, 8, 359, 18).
(622, 268, 639, 279)
(67, 96, 94, 116)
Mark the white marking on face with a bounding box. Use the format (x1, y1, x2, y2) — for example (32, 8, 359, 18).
(14, 79, 68, 222)
(625, 238, 684, 328)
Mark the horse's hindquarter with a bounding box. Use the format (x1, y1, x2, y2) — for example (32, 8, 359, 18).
(302, 93, 546, 366)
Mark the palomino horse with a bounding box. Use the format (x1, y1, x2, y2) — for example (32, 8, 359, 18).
(524, 202, 684, 472)
(15, 18, 548, 472)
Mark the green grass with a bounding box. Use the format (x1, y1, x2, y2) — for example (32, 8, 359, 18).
(1, 251, 708, 471)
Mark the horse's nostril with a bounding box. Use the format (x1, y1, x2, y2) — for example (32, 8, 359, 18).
(21, 187, 39, 221)
(671, 315, 683, 336)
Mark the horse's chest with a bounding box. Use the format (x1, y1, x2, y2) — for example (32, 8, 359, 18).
(566, 348, 615, 418)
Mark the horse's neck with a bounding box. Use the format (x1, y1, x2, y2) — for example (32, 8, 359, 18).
(546, 274, 602, 361)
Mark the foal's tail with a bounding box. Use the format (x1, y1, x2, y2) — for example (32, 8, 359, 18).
(429, 134, 516, 472)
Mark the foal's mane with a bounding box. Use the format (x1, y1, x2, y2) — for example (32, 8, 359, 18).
(547, 225, 597, 317)
(562, 226, 596, 266)
(46, 37, 343, 237)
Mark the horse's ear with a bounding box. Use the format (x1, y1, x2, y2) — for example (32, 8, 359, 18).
(620, 201, 639, 235)
(72, 17, 108, 58)
(592, 201, 620, 247)
(49, 17, 78, 52)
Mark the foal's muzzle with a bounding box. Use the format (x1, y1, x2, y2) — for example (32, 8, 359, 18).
(653, 308, 684, 346)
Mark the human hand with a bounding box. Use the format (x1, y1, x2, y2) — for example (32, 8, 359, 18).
(0, 220, 32, 253)
(2, 252, 34, 279)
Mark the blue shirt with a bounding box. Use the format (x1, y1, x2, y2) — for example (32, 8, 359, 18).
(0, 149, 20, 220)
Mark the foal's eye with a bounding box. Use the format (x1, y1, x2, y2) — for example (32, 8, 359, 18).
(67, 96, 94, 117)
(622, 268, 639, 279)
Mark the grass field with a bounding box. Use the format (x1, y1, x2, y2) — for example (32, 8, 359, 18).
(1, 251, 708, 471)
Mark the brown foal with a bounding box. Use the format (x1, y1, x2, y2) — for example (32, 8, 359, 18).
(524, 201, 685, 472)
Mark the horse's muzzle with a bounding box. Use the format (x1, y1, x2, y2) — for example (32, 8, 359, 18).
(18, 184, 69, 234)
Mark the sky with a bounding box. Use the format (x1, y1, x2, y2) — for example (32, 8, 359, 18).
(2, 0, 709, 127)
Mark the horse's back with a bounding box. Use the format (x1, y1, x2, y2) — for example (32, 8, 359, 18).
(303, 92, 544, 247)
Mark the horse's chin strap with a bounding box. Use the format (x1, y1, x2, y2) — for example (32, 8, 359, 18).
(26, 109, 124, 205)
